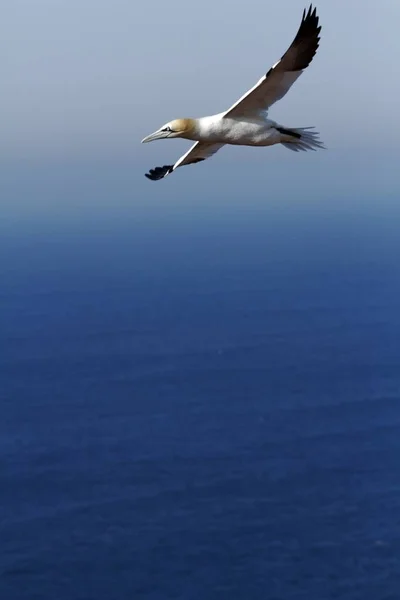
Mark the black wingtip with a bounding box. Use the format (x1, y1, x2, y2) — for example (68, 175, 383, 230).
(302, 4, 320, 30)
(302, 4, 319, 24)
(304, 5, 317, 20)
(286, 4, 320, 71)
(144, 164, 174, 181)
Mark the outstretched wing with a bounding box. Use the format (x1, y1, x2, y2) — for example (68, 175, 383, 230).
(224, 5, 321, 118)
(145, 141, 224, 181)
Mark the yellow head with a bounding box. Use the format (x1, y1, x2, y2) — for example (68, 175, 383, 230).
(141, 118, 197, 143)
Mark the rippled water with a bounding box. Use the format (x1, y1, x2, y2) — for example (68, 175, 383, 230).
(2, 197, 400, 599)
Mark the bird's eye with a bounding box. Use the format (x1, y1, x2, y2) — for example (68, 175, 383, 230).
(161, 126, 172, 132)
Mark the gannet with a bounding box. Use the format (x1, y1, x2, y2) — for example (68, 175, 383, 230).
(142, 5, 324, 181)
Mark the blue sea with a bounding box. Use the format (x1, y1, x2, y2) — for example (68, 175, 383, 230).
(2, 158, 400, 599)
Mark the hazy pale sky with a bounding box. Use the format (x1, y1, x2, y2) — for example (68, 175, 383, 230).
(2, 0, 400, 161)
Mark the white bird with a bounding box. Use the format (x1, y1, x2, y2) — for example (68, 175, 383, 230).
(142, 5, 323, 181)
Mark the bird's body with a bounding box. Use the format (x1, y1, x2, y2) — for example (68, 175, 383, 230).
(179, 115, 282, 146)
(142, 5, 324, 180)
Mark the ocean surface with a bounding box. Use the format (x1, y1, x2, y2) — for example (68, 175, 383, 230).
(2, 168, 400, 599)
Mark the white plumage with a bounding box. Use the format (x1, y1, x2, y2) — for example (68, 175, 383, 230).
(142, 5, 324, 181)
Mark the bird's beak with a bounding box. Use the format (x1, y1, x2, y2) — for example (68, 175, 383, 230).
(141, 130, 169, 143)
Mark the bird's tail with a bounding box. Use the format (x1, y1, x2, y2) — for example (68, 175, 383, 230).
(278, 126, 325, 152)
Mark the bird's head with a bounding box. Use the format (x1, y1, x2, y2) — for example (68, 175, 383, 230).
(141, 118, 197, 143)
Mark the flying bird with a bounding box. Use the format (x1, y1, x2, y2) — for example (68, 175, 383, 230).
(142, 5, 323, 181)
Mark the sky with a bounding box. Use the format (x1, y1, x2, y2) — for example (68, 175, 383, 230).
(3, 0, 400, 161)
(2, 0, 400, 226)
